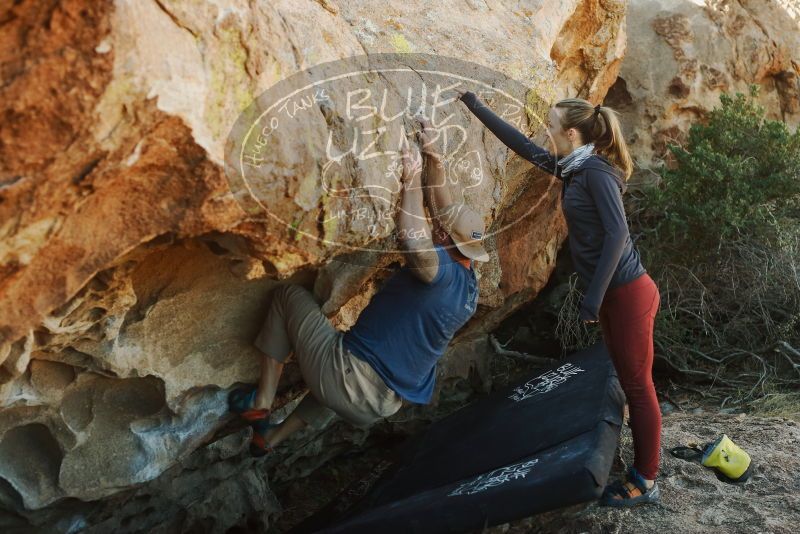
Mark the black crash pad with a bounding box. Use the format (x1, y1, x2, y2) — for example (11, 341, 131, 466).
(296, 341, 625, 534)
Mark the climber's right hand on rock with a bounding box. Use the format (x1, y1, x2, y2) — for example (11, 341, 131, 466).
(416, 117, 438, 156)
(400, 145, 422, 187)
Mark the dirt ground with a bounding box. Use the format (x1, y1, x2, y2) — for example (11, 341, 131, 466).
(489, 412, 800, 534)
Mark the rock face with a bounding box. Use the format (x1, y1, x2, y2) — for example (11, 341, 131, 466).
(0, 0, 627, 529)
(608, 0, 800, 173)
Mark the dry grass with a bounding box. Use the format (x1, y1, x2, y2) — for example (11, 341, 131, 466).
(553, 222, 800, 404)
(749, 392, 800, 422)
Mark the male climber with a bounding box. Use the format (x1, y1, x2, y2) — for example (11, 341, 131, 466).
(228, 119, 490, 455)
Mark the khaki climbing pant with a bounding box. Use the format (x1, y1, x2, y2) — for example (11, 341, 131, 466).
(254, 284, 403, 428)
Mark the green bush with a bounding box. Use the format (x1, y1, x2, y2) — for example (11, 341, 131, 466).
(640, 84, 800, 260)
(631, 84, 800, 399)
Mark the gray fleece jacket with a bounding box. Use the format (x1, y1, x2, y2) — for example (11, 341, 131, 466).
(460, 91, 646, 320)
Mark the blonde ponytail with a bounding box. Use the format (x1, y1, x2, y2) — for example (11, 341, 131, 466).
(554, 99, 634, 182)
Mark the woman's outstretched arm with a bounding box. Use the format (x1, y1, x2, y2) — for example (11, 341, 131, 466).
(459, 91, 562, 180)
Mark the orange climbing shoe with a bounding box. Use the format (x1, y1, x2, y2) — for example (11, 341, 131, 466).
(249, 418, 278, 457)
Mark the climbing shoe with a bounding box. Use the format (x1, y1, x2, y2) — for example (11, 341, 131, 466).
(229, 385, 277, 457)
(228, 385, 271, 422)
(600, 467, 660, 507)
(250, 418, 279, 457)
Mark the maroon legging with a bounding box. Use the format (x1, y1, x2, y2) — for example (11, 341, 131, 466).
(598, 273, 662, 480)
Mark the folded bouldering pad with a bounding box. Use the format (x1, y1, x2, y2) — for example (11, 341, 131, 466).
(295, 341, 625, 533)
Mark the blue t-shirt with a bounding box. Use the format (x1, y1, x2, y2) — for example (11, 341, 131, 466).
(342, 245, 479, 404)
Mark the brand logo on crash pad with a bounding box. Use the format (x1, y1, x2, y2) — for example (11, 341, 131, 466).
(448, 458, 539, 497)
(508, 364, 585, 402)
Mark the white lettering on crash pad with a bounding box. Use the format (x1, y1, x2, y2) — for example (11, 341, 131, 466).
(448, 459, 540, 497)
(508, 364, 585, 402)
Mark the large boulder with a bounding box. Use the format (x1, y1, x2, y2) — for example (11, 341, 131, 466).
(0, 0, 627, 527)
(609, 0, 800, 173)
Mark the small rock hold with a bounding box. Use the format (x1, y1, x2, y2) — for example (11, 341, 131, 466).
(314, 0, 339, 15)
(95, 38, 112, 54)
